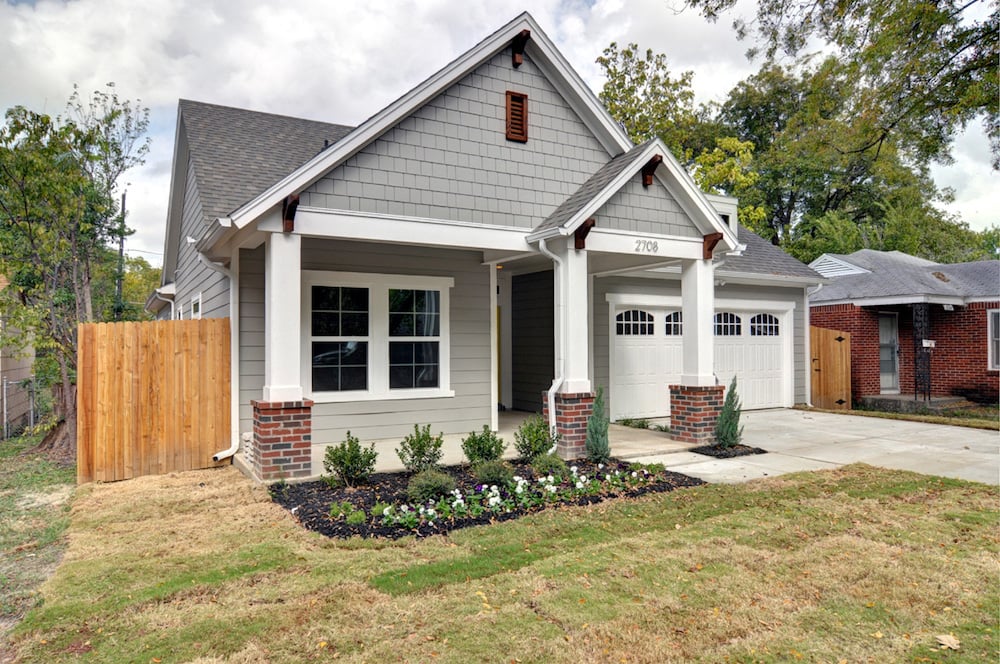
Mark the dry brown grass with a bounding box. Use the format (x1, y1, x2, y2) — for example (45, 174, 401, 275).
(8, 464, 999, 663)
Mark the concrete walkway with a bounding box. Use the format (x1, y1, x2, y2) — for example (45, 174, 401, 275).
(621, 409, 1000, 485)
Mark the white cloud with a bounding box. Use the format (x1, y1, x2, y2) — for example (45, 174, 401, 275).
(1, 0, 996, 264)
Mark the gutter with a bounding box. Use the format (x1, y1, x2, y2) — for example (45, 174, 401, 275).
(196, 252, 239, 462)
(536, 238, 564, 444)
(148, 288, 175, 319)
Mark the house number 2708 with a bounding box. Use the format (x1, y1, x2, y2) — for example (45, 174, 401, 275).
(634, 239, 659, 253)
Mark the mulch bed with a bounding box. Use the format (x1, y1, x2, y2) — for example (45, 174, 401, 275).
(689, 444, 768, 459)
(270, 459, 704, 540)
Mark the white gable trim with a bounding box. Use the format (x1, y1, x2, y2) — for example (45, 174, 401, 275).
(220, 12, 631, 236)
(526, 139, 737, 251)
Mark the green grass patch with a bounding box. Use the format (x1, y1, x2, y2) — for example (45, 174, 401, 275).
(8, 464, 999, 663)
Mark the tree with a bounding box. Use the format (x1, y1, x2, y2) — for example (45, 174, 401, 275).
(685, 0, 999, 168)
(0, 85, 149, 460)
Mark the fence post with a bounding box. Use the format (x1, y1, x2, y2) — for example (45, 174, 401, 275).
(29, 375, 35, 429)
(2, 376, 7, 440)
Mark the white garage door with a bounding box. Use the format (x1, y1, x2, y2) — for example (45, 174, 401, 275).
(610, 307, 788, 420)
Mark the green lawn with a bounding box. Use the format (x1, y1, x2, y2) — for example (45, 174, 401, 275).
(0, 434, 74, 659)
(8, 463, 998, 663)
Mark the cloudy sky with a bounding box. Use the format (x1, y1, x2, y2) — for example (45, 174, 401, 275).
(2, 0, 995, 266)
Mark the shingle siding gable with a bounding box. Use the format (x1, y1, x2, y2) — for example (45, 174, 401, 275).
(300, 49, 610, 228)
(595, 176, 700, 238)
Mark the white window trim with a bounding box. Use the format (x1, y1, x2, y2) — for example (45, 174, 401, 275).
(301, 271, 455, 403)
(176, 303, 184, 320)
(191, 293, 202, 320)
(989, 309, 1000, 371)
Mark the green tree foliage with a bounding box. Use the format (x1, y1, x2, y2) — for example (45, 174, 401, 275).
(0, 84, 149, 458)
(686, 0, 999, 168)
(584, 387, 610, 464)
(714, 376, 743, 448)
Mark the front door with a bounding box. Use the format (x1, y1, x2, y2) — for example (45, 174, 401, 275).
(878, 313, 899, 393)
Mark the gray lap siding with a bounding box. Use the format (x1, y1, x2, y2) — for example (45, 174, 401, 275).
(238, 240, 491, 446)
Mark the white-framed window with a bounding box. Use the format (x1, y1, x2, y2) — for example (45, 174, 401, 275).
(190, 293, 202, 320)
(714, 312, 742, 336)
(664, 311, 683, 336)
(989, 309, 1000, 371)
(750, 313, 780, 336)
(176, 304, 184, 320)
(616, 309, 654, 335)
(302, 271, 454, 402)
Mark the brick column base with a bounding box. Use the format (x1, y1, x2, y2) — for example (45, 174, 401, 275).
(541, 391, 594, 460)
(669, 385, 724, 444)
(251, 400, 314, 481)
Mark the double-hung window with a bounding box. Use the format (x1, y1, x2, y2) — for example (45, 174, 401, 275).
(989, 309, 1000, 371)
(303, 272, 453, 401)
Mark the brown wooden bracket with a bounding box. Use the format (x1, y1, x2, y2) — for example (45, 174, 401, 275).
(282, 194, 300, 233)
(511, 30, 531, 68)
(641, 154, 663, 187)
(575, 218, 596, 250)
(702, 232, 724, 259)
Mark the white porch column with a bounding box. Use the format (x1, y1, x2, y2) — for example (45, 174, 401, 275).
(558, 237, 591, 393)
(680, 257, 715, 386)
(262, 231, 303, 401)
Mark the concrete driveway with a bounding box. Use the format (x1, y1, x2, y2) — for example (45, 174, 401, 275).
(618, 409, 999, 485)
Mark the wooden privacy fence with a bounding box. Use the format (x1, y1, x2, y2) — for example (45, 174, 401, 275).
(77, 318, 231, 484)
(810, 326, 852, 410)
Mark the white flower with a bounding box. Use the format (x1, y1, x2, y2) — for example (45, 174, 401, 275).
(598, 463, 605, 470)
(580, 475, 587, 483)
(547, 475, 555, 483)
(605, 474, 611, 481)
(570, 465, 578, 474)
(631, 471, 638, 478)
(383, 506, 392, 516)
(575, 481, 584, 489)
(547, 485, 557, 494)
(400, 505, 410, 513)
(515, 485, 523, 494)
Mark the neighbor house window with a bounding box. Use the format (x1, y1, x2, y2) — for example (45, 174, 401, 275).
(714, 312, 742, 336)
(989, 309, 1000, 370)
(616, 310, 654, 335)
(664, 311, 683, 336)
(191, 293, 202, 320)
(304, 272, 453, 401)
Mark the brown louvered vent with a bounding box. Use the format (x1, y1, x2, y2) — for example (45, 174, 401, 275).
(506, 91, 528, 143)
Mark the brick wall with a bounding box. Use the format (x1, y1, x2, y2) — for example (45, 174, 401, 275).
(251, 400, 314, 481)
(668, 385, 725, 444)
(811, 302, 999, 402)
(541, 391, 594, 460)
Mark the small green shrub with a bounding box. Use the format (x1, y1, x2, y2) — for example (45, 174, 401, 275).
(372, 501, 392, 518)
(585, 387, 611, 464)
(617, 417, 650, 429)
(345, 510, 367, 526)
(323, 432, 378, 487)
(407, 468, 457, 504)
(514, 415, 557, 460)
(531, 453, 568, 480)
(461, 425, 507, 464)
(396, 424, 444, 472)
(329, 501, 354, 518)
(473, 459, 514, 486)
(715, 375, 744, 448)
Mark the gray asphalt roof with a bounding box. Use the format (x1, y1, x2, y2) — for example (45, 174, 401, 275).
(811, 249, 1000, 302)
(179, 100, 354, 223)
(720, 227, 824, 280)
(531, 141, 653, 236)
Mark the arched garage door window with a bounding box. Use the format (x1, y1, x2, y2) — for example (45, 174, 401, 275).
(616, 310, 655, 335)
(714, 312, 742, 336)
(664, 311, 683, 335)
(750, 313, 780, 336)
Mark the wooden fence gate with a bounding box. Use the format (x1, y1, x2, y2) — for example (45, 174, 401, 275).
(810, 326, 852, 410)
(77, 318, 230, 484)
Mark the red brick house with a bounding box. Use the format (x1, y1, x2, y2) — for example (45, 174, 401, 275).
(810, 250, 999, 405)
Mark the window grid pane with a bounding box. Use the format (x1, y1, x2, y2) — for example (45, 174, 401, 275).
(750, 313, 779, 336)
(311, 286, 370, 392)
(615, 309, 655, 336)
(665, 311, 683, 336)
(389, 341, 440, 389)
(389, 289, 440, 337)
(714, 312, 742, 336)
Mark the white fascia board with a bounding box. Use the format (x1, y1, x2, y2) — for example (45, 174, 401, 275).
(714, 269, 826, 287)
(225, 13, 583, 233)
(605, 292, 795, 312)
(653, 147, 738, 250)
(160, 111, 188, 287)
(266, 207, 533, 253)
(810, 294, 968, 307)
(584, 229, 704, 260)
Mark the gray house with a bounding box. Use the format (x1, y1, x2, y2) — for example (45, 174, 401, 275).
(151, 12, 821, 481)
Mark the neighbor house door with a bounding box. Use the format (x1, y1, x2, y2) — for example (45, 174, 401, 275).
(878, 313, 899, 393)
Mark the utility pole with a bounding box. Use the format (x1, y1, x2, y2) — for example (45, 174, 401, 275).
(114, 191, 126, 321)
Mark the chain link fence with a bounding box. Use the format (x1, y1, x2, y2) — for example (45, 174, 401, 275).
(2, 374, 41, 440)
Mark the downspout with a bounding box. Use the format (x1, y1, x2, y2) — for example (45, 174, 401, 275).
(537, 238, 564, 444)
(151, 290, 175, 320)
(197, 252, 240, 462)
